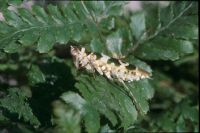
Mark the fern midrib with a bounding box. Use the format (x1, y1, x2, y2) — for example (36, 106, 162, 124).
(0, 25, 48, 43)
(0, 21, 80, 44)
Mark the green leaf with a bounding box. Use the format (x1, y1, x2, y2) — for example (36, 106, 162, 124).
(53, 101, 81, 133)
(135, 37, 194, 61)
(75, 81, 118, 126)
(158, 2, 198, 40)
(55, 26, 70, 44)
(17, 8, 40, 26)
(77, 75, 136, 129)
(61, 3, 79, 23)
(159, 3, 174, 26)
(3, 41, 21, 53)
(83, 1, 106, 16)
(106, 30, 123, 57)
(162, 23, 198, 40)
(0, 88, 40, 127)
(130, 12, 146, 40)
(144, 4, 160, 35)
(104, 1, 127, 16)
(159, 114, 176, 132)
(126, 79, 154, 115)
(0, 3, 91, 53)
(176, 116, 187, 132)
(37, 29, 55, 53)
(61, 91, 100, 133)
(3, 10, 24, 28)
(73, 73, 153, 130)
(180, 100, 199, 123)
(71, 23, 84, 42)
(47, 5, 64, 25)
(28, 65, 45, 85)
(182, 107, 199, 123)
(0, 2, 123, 55)
(32, 5, 50, 24)
(8, 0, 23, 6)
(90, 38, 105, 53)
(0, 22, 14, 34)
(99, 16, 115, 32)
(61, 91, 86, 112)
(0, 63, 18, 71)
(125, 55, 152, 73)
(19, 30, 39, 46)
(0, 0, 8, 10)
(100, 124, 115, 133)
(84, 104, 100, 133)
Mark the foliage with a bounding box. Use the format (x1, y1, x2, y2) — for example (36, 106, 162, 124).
(0, 1, 198, 133)
(0, 88, 40, 126)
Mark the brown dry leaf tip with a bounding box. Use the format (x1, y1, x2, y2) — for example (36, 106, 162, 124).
(70, 46, 151, 82)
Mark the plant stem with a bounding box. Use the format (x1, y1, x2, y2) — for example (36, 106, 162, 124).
(121, 81, 145, 116)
